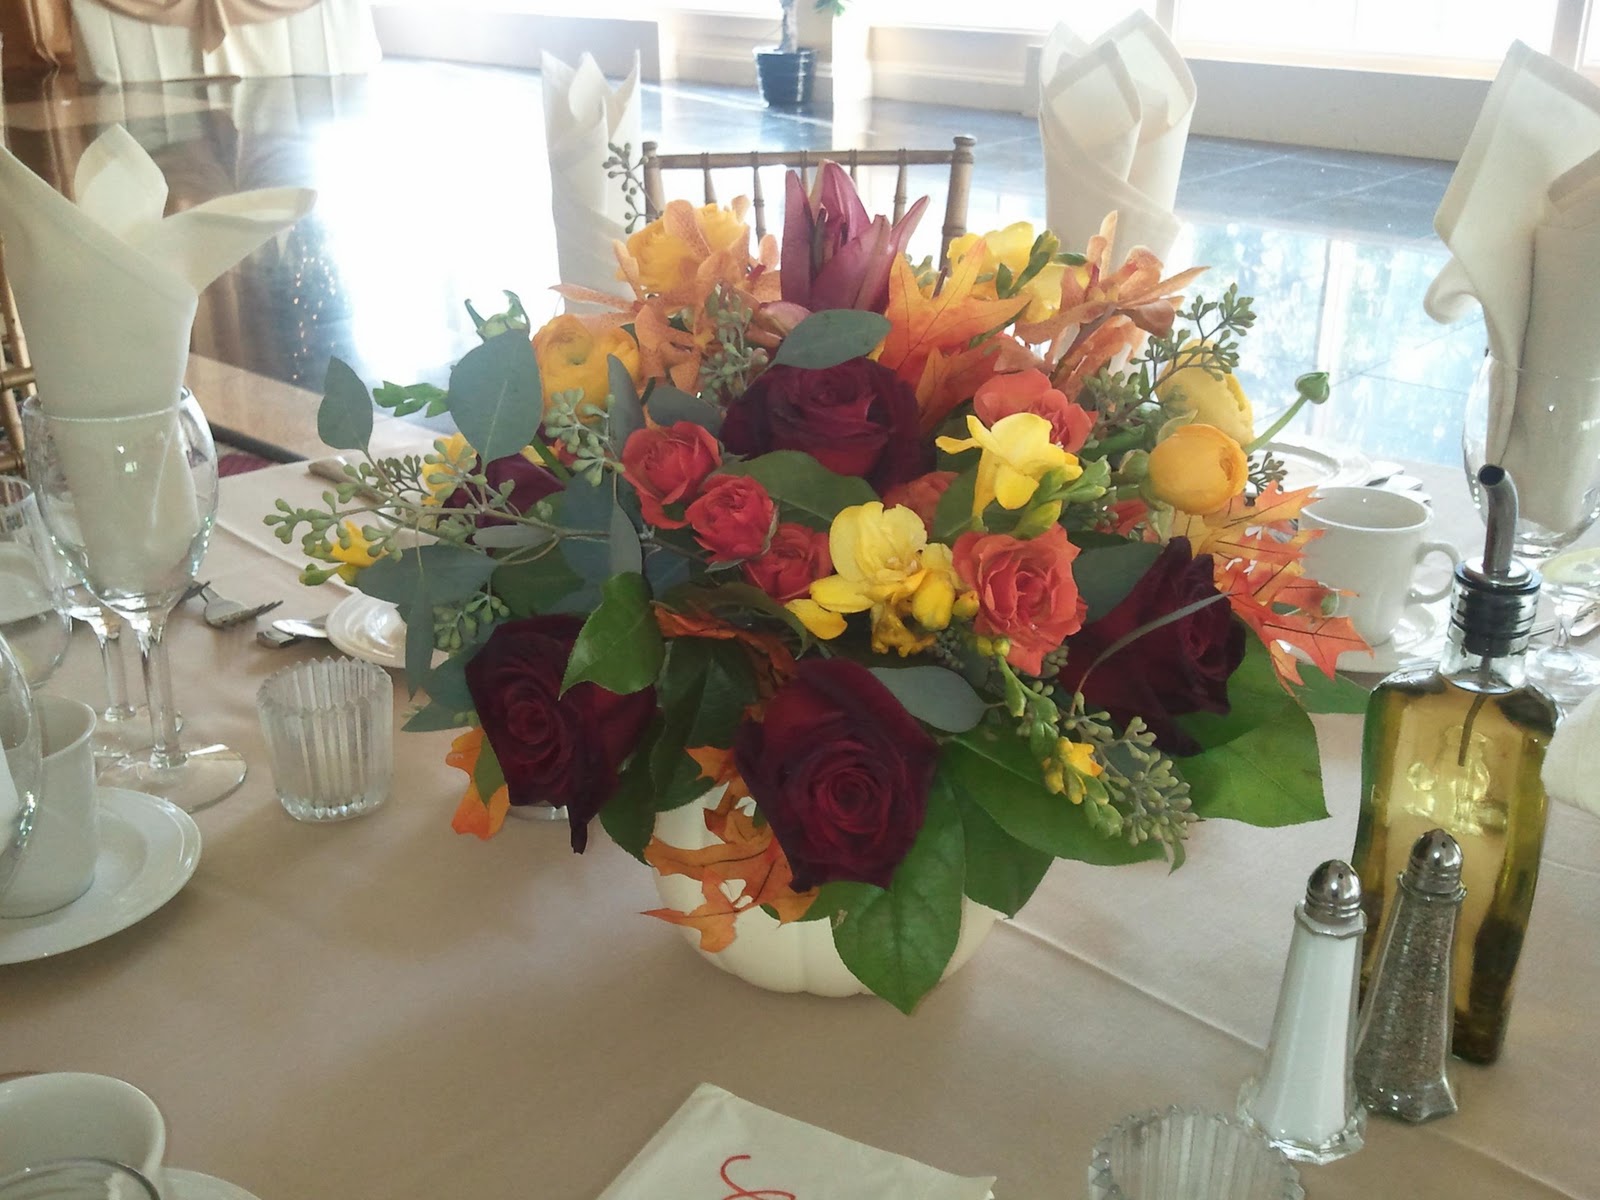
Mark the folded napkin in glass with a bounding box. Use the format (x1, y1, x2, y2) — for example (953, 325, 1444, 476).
(597, 1083, 995, 1199)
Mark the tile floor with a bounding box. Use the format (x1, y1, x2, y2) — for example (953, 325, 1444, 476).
(1, 58, 1487, 468)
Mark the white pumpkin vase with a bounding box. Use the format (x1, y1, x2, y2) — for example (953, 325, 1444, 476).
(650, 789, 1002, 997)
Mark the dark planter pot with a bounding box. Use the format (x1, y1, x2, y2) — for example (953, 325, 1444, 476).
(755, 47, 816, 109)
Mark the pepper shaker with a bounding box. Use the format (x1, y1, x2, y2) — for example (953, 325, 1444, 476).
(1239, 860, 1367, 1164)
(1353, 829, 1465, 1122)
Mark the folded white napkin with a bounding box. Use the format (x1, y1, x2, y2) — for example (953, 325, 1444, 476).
(1426, 42, 1600, 532)
(1542, 685, 1600, 817)
(1038, 11, 1194, 265)
(598, 1084, 995, 1200)
(541, 52, 641, 304)
(0, 126, 314, 592)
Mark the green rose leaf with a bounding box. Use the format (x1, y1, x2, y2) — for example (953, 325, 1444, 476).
(474, 734, 507, 806)
(773, 309, 891, 369)
(950, 783, 1054, 915)
(1289, 665, 1372, 715)
(1073, 541, 1163, 622)
(943, 729, 1163, 865)
(560, 571, 664, 696)
(492, 555, 582, 617)
(830, 776, 965, 1014)
(601, 722, 662, 862)
(649, 639, 754, 809)
(869, 666, 988, 733)
(318, 358, 374, 452)
(931, 470, 978, 541)
(723, 451, 876, 530)
(447, 331, 544, 462)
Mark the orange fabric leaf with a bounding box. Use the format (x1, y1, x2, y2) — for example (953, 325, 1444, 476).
(1170, 482, 1321, 562)
(445, 728, 510, 840)
(653, 604, 798, 688)
(643, 877, 743, 953)
(1217, 557, 1369, 683)
(687, 744, 744, 790)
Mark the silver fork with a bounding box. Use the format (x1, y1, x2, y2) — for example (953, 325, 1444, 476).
(194, 583, 282, 629)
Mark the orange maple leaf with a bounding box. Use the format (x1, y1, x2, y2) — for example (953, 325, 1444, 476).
(879, 249, 1028, 429)
(445, 728, 510, 840)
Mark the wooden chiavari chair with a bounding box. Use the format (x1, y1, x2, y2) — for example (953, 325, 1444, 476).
(0, 237, 33, 475)
(640, 136, 976, 270)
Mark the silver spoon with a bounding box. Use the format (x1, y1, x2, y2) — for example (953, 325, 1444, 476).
(257, 616, 329, 649)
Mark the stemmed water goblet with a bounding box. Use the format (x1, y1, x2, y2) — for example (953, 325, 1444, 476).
(0, 628, 42, 905)
(22, 393, 246, 812)
(0, 478, 69, 687)
(1462, 354, 1600, 706)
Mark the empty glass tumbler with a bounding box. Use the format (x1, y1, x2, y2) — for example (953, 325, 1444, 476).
(257, 658, 393, 822)
(1088, 1107, 1303, 1200)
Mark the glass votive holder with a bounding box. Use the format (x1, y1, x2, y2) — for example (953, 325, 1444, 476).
(0, 1158, 161, 1199)
(257, 658, 393, 822)
(1088, 1107, 1304, 1200)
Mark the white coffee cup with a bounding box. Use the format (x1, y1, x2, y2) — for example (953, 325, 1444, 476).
(0, 696, 97, 918)
(1301, 487, 1456, 646)
(0, 1073, 165, 1179)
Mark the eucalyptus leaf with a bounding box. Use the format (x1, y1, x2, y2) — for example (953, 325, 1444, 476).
(773, 309, 891, 369)
(356, 544, 499, 608)
(722, 451, 876, 530)
(1074, 541, 1163, 623)
(942, 730, 1163, 865)
(403, 589, 435, 695)
(869, 666, 988, 732)
(473, 735, 507, 804)
(402, 700, 465, 733)
(830, 778, 965, 1014)
(560, 572, 664, 696)
(470, 524, 555, 550)
(493, 555, 583, 617)
(607, 354, 644, 453)
(447, 331, 544, 461)
(319, 358, 374, 452)
(646, 384, 723, 434)
(609, 499, 643, 577)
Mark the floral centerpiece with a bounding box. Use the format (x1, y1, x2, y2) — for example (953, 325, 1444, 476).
(268, 165, 1366, 1011)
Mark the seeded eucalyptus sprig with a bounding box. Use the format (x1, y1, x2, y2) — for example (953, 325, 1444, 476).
(1061, 698, 1196, 862)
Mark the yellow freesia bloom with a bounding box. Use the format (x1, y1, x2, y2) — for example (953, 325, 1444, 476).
(948, 222, 1066, 322)
(1060, 739, 1104, 778)
(936, 413, 1081, 515)
(420, 433, 476, 504)
(327, 519, 379, 584)
(787, 503, 958, 655)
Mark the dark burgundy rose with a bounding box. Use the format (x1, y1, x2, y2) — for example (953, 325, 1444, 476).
(1055, 538, 1246, 756)
(444, 452, 563, 528)
(720, 359, 931, 493)
(733, 659, 937, 890)
(464, 616, 655, 851)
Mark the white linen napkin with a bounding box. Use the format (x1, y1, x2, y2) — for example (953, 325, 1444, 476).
(598, 1083, 995, 1200)
(1038, 11, 1195, 265)
(541, 51, 641, 304)
(0, 126, 314, 592)
(1543, 684, 1600, 817)
(1425, 42, 1600, 532)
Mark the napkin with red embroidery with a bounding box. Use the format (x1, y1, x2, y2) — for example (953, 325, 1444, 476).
(598, 1083, 995, 1199)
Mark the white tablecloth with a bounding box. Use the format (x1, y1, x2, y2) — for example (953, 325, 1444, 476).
(70, 0, 379, 83)
(2, 448, 1597, 1199)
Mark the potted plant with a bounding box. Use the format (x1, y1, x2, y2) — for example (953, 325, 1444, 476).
(756, 0, 845, 108)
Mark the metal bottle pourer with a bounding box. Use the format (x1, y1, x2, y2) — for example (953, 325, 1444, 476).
(1453, 467, 1540, 658)
(1353, 829, 1466, 1122)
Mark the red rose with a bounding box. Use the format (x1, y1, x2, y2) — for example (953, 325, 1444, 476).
(734, 659, 937, 890)
(721, 359, 931, 492)
(882, 470, 957, 533)
(1055, 538, 1245, 755)
(685, 474, 776, 563)
(974, 369, 1095, 453)
(741, 522, 832, 602)
(621, 423, 722, 528)
(443, 452, 562, 528)
(953, 525, 1086, 675)
(464, 616, 656, 852)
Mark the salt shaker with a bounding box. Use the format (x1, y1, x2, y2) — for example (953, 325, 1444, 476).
(1353, 829, 1465, 1122)
(1238, 860, 1367, 1164)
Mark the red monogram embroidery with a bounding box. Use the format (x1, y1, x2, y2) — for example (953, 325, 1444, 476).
(718, 1153, 796, 1199)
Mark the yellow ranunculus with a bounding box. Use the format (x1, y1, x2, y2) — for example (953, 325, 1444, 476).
(327, 519, 379, 583)
(936, 412, 1081, 514)
(420, 433, 476, 504)
(1147, 423, 1249, 514)
(532, 315, 641, 415)
(790, 503, 957, 655)
(1155, 363, 1256, 446)
(625, 202, 749, 297)
(947, 222, 1064, 322)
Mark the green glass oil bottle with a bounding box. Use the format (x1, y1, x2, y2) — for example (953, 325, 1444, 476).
(1353, 466, 1558, 1064)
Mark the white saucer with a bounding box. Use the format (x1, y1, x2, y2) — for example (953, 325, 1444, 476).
(1321, 599, 1449, 676)
(1265, 437, 1374, 492)
(0, 788, 202, 965)
(164, 1168, 263, 1200)
(326, 592, 405, 670)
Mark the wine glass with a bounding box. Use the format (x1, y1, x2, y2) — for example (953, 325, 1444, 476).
(1463, 354, 1600, 702)
(0, 1159, 161, 1199)
(0, 478, 69, 687)
(22, 393, 246, 812)
(0, 629, 41, 906)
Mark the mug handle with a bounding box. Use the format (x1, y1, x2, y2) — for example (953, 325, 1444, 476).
(1409, 540, 1457, 604)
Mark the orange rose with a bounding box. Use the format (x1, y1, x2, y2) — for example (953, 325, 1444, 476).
(952, 524, 1086, 675)
(973, 369, 1095, 453)
(882, 470, 958, 533)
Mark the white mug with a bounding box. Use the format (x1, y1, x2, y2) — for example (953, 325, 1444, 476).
(0, 697, 97, 919)
(0, 1073, 165, 1180)
(1301, 487, 1456, 646)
